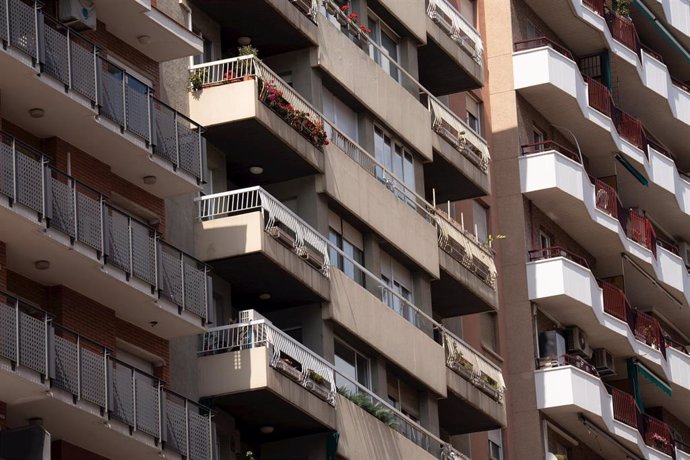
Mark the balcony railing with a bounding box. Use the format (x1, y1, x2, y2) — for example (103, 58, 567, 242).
(1, 0, 206, 182)
(444, 331, 505, 402)
(626, 210, 657, 256)
(0, 132, 211, 323)
(426, 0, 483, 62)
(198, 315, 467, 460)
(0, 291, 212, 460)
(289, 0, 319, 22)
(611, 387, 639, 428)
(521, 140, 581, 163)
(513, 36, 573, 60)
(528, 246, 590, 268)
(594, 179, 621, 220)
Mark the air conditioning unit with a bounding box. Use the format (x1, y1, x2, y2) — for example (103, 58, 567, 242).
(538, 330, 566, 358)
(239, 309, 269, 323)
(679, 241, 690, 269)
(59, 0, 97, 31)
(593, 348, 616, 377)
(566, 326, 592, 359)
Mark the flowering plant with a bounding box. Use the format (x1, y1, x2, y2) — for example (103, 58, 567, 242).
(651, 433, 669, 446)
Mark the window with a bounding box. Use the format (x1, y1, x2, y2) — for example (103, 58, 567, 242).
(192, 34, 213, 65)
(334, 338, 371, 393)
(533, 126, 545, 145)
(466, 95, 482, 135)
(458, 0, 476, 26)
(481, 312, 500, 353)
(539, 229, 553, 249)
(472, 200, 489, 243)
(488, 430, 503, 460)
(323, 87, 359, 141)
(387, 371, 420, 420)
(380, 251, 416, 323)
(526, 20, 542, 39)
(368, 13, 400, 82)
(328, 212, 365, 286)
(374, 126, 416, 205)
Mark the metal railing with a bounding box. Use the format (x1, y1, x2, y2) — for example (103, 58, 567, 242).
(200, 316, 337, 405)
(289, 0, 319, 22)
(594, 179, 621, 220)
(521, 140, 581, 163)
(513, 36, 574, 60)
(626, 210, 657, 257)
(198, 315, 468, 460)
(0, 291, 213, 460)
(1, 0, 206, 182)
(444, 331, 505, 402)
(0, 132, 211, 322)
(611, 387, 639, 429)
(528, 246, 590, 269)
(426, 0, 483, 62)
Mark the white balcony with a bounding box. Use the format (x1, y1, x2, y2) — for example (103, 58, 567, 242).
(0, 296, 212, 460)
(0, 0, 205, 198)
(0, 134, 211, 339)
(91, 0, 203, 62)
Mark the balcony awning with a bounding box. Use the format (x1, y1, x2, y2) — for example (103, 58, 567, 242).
(616, 154, 648, 187)
(629, 359, 672, 407)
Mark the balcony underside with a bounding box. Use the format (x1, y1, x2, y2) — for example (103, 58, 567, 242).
(439, 369, 505, 434)
(433, 250, 498, 317)
(0, 48, 199, 198)
(425, 133, 490, 202)
(193, 0, 317, 55)
(418, 17, 483, 95)
(637, 0, 690, 54)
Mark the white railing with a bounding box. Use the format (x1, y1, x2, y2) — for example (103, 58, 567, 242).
(444, 331, 505, 401)
(196, 187, 330, 276)
(427, 0, 483, 61)
(199, 316, 465, 459)
(200, 316, 337, 405)
(429, 98, 490, 172)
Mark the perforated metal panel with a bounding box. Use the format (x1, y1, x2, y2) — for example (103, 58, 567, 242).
(0, 142, 14, 200)
(0, 302, 17, 362)
(70, 39, 96, 101)
(42, 22, 69, 86)
(165, 398, 187, 455)
(0, 0, 8, 43)
(125, 81, 150, 141)
(177, 122, 200, 178)
(152, 103, 177, 165)
(8, 0, 37, 59)
(188, 410, 210, 460)
(107, 210, 131, 274)
(18, 311, 45, 374)
(99, 62, 125, 127)
(135, 373, 159, 437)
(53, 334, 78, 395)
(110, 361, 134, 426)
(50, 176, 75, 238)
(80, 347, 106, 407)
(15, 152, 42, 213)
(131, 221, 156, 285)
(160, 247, 183, 307)
(76, 191, 101, 250)
(184, 259, 206, 319)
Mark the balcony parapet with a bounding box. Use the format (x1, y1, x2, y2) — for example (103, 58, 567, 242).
(0, 291, 213, 459)
(426, 0, 483, 62)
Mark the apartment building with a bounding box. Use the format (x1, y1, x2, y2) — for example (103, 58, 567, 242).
(491, 0, 690, 458)
(0, 0, 506, 459)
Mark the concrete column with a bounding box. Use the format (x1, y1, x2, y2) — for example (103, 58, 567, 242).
(400, 37, 420, 98)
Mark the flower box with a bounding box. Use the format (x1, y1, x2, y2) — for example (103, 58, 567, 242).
(274, 358, 302, 381)
(305, 378, 332, 402)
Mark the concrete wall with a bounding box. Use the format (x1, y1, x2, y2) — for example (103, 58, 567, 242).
(194, 213, 262, 261)
(189, 80, 257, 127)
(374, 0, 427, 43)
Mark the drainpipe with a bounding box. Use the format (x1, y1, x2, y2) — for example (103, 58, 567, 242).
(633, 0, 690, 64)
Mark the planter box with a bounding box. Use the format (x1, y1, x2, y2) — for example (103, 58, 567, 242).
(274, 359, 302, 381)
(305, 379, 332, 402)
(449, 360, 474, 381)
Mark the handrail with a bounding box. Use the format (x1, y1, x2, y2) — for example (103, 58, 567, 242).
(426, 0, 483, 61)
(513, 36, 574, 60)
(520, 140, 581, 163)
(528, 246, 590, 269)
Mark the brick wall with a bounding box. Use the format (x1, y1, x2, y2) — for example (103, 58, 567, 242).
(51, 440, 109, 460)
(7, 271, 48, 308)
(115, 318, 170, 382)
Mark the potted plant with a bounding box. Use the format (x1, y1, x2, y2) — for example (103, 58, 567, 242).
(238, 44, 259, 57)
(274, 355, 302, 381)
(189, 69, 207, 92)
(479, 373, 501, 400)
(613, 0, 631, 17)
(305, 369, 331, 401)
(447, 342, 474, 378)
(337, 387, 397, 428)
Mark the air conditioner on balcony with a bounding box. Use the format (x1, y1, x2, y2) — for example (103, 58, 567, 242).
(679, 241, 690, 269)
(239, 309, 269, 323)
(593, 348, 616, 377)
(59, 0, 97, 31)
(565, 326, 592, 359)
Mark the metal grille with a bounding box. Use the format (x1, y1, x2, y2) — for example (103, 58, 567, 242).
(0, 0, 7, 43)
(0, 301, 17, 362)
(152, 102, 178, 166)
(183, 258, 206, 318)
(76, 189, 102, 250)
(49, 175, 75, 238)
(110, 360, 134, 426)
(188, 409, 209, 460)
(125, 79, 150, 141)
(99, 61, 125, 128)
(165, 397, 187, 455)
(8, 0, 37, 59)
(177, 121, 199, 177)
(53, 333, 79, 395)
(131, 220, 156, 285)
(18, 311, 45, 374)
(42, 20, 69, 86)
(160, 245, 183, 307)
(70, 37, 96, 101)
(15, 151, 42, 213)
(135, 373, 159, 437)
(0, 141, 15, 200)
(107, 208, 131, 274)
(80, 347, 106, 407)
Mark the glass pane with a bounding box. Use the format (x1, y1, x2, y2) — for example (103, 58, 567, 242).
(355, 354, 370, 388)
(328, 229, 343, 270)
(381, 30, 399, 81)
(335, 340, 357, 393)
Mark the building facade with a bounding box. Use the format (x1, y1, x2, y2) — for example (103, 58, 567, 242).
(0, 0, 506, 459)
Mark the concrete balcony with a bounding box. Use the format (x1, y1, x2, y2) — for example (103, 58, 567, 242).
(641, 0, 690, 53)
(195, 187, 330, 307)
(0, 134, 211, 339)
(420, 0, 483, 94)
(91, 0, 203, 61)
(189, 58, 323, 186)
(536, 365, 687, 459)
(198, 316, 337, 438)
(440, 332, 506, 433)
(0, 1, 205, 198)
(0, 294, 212, 460)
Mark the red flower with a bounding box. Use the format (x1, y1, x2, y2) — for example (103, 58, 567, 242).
(347, 12, 359, 21)
(359, 24, 371, 34)
(341, 5, 349, 12)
